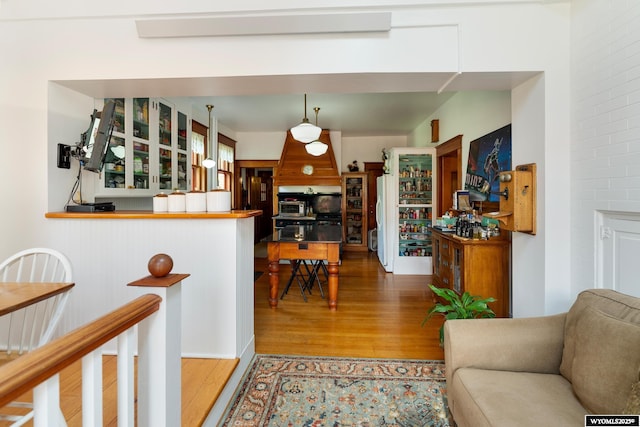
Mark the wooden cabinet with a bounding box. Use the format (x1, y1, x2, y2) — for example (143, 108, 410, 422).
(96, 98, 190, 197)
(432, 228, 511, 317)
(342, 173, 368, 251)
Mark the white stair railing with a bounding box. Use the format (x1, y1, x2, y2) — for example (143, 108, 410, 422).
(0, 257, 188, 427)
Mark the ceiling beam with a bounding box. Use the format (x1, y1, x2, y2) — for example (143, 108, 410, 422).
(136, 12, 391, 38)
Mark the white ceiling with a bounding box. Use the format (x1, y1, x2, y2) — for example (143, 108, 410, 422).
(58, 71, 538, 137)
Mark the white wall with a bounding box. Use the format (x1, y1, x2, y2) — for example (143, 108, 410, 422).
(570, 1, 640, 296)
(341, 135, 407, 173)
(0, 1, 572, 320)
(413, 91, 511, 171)
(235, 132, 286, 160)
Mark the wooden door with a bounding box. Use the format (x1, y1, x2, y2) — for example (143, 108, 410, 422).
(364, 162, 384, 231)
(250, 173, 273, 243)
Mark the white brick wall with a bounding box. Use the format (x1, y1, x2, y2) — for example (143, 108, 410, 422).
(571, 0, 640, 293)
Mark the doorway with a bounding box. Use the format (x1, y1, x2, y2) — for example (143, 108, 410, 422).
(436, 135, 463, 217)
(236, 160, 278, 243)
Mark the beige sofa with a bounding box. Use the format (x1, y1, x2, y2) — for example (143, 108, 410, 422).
(444, 289, 640, 427)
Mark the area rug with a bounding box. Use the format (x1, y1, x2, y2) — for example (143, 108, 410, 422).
(220, 354, 450, 427)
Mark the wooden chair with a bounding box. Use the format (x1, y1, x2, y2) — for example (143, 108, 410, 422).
(0, 247, 73, 426)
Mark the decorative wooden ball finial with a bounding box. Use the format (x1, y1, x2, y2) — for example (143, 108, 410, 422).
(148, 253, 173, 277)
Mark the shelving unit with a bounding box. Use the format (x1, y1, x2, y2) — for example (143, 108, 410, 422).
(388, 147, 436, 275)
(397, 154, 434, 258)
(342, 173, 368, 251)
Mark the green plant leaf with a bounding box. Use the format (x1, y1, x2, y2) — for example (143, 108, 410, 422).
(422, 285, 498, 344)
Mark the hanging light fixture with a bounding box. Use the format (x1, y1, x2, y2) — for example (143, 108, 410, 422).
(305, 107, 329, 156)
(202, 104, 217, 171)
(290, 94, 321, 143)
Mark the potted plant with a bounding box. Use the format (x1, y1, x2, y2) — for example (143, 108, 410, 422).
(422, 284, 497, 345)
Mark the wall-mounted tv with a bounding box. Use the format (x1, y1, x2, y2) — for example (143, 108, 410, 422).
(81, 100, 116, 173)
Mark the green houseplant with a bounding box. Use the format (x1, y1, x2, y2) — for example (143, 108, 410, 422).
(422, 284, 497, 345)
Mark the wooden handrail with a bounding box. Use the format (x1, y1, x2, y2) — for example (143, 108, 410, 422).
(0, 294, 162, 408)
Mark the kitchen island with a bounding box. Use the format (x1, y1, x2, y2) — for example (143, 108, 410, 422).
(265, 224, 342, 310)
(45, 209, 261, 360)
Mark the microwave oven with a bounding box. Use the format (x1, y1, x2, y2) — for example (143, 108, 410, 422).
(279, 200, 307, 217)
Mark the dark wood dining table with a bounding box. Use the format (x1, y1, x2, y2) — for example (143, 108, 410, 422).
(265, 224, 342, 310)
(0, 282, 75, 316)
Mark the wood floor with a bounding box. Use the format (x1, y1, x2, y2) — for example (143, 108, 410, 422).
(3, 249, 442, 426)
(254, 248, 444, 360)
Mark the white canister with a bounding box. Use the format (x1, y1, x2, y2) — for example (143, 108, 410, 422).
(153, 193, 168, 213)
(207, 190, 231, 212)
(186, 191, 207, 212)
(167, 191, 186, 212)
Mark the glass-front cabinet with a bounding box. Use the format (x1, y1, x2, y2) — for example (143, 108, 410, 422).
(102, 98, 128, 190)
(157, 101, 173, 192)
(176, 111, 189, 191)
(342, 172, 368, 251)
(132, 97, 151, 191)
(97, 98, 190, 196)
(397, 154, 433, 257)
(390, 147, 436, 274)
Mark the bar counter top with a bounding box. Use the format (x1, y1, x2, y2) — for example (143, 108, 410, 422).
(45, 209, 262, 219)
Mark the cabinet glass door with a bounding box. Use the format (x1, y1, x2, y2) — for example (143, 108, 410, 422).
(158, 101, 173, 191)
(177, 111, 187, 150)
(131, 98, 150, 190)
(345, 176, 364, 244)
(176, 111, 188, 191)
(102, 98, 126, 190)
(397, 154, 433, 257)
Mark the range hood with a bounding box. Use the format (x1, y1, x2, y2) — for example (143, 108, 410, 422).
(273, 129, 341, 187)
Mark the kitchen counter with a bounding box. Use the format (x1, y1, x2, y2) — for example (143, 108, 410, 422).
(45, 208, 260, 360)
(271, 215, 316, 220)
(46, 210, 262, 219)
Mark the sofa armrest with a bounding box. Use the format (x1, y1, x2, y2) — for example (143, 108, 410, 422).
(444, 313, 567, 387)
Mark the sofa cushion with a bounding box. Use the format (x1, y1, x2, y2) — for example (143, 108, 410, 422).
(560, 289, 640, 383)
(571, 306, 640, 414)
(449, 368, 586, 427)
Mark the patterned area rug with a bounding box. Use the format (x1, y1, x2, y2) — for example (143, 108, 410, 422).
(220, 354, 450, 426)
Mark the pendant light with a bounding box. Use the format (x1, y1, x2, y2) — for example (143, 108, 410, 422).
(203, 104, 216, 169)
(305, 107, 329, 156)
(290, 94, 321, 143)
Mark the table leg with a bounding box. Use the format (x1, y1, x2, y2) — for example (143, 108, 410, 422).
(327, 261, 339, 310)
(267, 242, 280, 308)
(268, 260, 280, 308)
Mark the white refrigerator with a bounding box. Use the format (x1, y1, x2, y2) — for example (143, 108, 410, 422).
(376, 175, 394, 272)
(381, 147, 437, 275)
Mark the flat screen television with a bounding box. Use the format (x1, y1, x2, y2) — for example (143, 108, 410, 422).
(81, 100, 116, 172)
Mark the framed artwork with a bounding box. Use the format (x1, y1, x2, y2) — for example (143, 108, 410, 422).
(465, 124, 512, 202)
